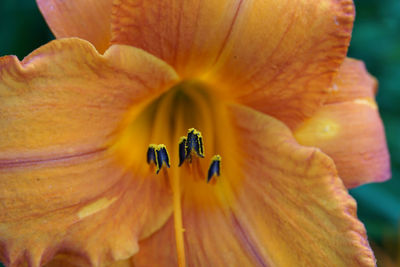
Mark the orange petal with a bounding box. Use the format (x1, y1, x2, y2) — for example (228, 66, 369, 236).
(111, 0, 245, 77)
(0, 38, 178, 163)
(294, 58, 390, 188)
(132, 219, 177, 267)
(326, 58, 377, 103)
(37, 0, 113, 53)
(112, 0, 355, 128)
(45, 254, 133, 267)
(132, 104, 375, 266)
(0, 38, 179, 266)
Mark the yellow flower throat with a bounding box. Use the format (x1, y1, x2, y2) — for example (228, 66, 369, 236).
(112, 81, 240, 266)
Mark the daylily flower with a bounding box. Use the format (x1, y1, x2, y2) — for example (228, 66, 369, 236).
(0, 0, 390, 266)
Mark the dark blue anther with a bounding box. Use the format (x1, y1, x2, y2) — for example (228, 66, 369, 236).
(147, 144, 157, 165)
(198, 136, 204, 156)
(207, 155, 221, 183)
(178, 137, 187, 166)
(185, 128, 205, 159)
(155, 145, 170, 174)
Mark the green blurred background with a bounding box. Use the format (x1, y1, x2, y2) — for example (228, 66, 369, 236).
(0, 0, 399, 266)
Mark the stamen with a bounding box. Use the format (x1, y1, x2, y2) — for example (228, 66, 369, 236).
(146, 144, 157, 165)
(178, 136, 187, 167)
(186, 128, 205, 158)
(198, 134, 204, 156)
(155, 144, 170, 174)
(178, 128, 206, 169)
(207, 155, 221, 183)
(147, 144, 170, 174)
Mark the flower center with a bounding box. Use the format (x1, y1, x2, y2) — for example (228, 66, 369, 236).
(112, 80, 241, 266)
(114, 80, 233, 181)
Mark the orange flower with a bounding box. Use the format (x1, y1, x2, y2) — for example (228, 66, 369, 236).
(0, 0, 390, 266)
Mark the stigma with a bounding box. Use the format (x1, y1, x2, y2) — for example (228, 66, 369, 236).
(147, 144, 170, 174)
(207, 155, 221, 183)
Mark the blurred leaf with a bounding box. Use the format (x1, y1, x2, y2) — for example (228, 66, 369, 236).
(0, 0, 54, 59)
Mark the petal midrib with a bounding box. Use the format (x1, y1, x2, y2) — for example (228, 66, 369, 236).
(211, 0, 245, 68)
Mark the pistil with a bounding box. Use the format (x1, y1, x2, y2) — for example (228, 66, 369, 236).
(171, 168, 186, 267)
